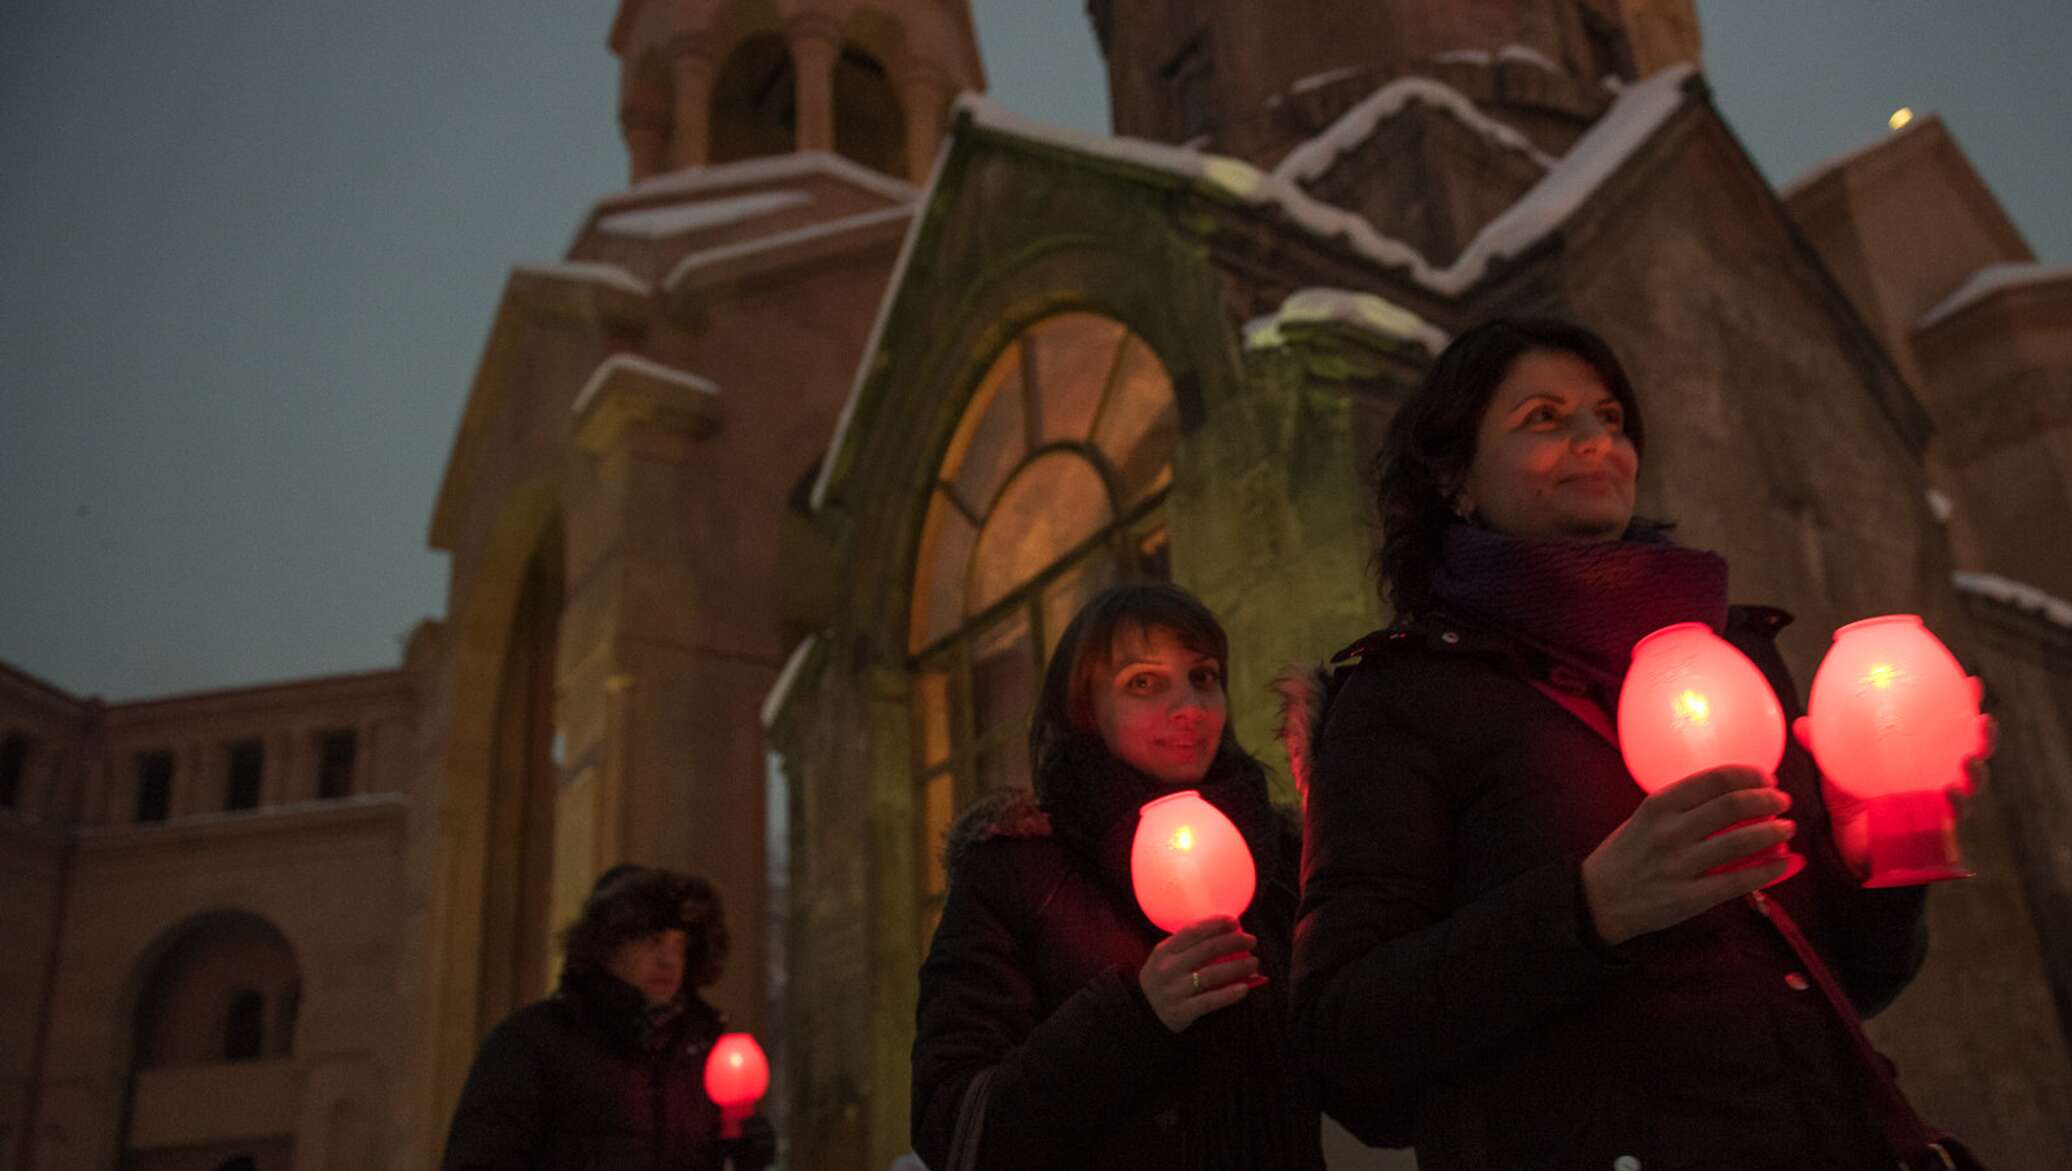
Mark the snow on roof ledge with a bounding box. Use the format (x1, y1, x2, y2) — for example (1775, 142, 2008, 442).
(661, 204, 913, 293)
(1954, 571, 2072, 631)
(511, 261, 651, 298)
(572, 353, 718, 406)
(597, 190, 814, 240)
(1274, 75, 1555, 186)
(1430, 44, 1560, 73)
(606, 151, 917, 210)
(1917, 262, 2072, 331)
(760, 633, 820, 728)
(1245, 288, 1450, 356)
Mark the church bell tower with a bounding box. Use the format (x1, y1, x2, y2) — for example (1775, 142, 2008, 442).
(608, 0, 987, 184)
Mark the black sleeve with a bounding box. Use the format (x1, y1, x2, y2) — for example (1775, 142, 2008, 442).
(440, 1015, 548, 1171)
(1289, 663, 1625, 1145)
(910, 844, 1184, 1169)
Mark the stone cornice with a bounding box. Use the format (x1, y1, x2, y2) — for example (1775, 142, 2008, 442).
(74, 793, 407, 857)
(572, 353, 723, 453)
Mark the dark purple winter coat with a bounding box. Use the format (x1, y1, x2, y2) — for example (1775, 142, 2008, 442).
(1288, 606, 1929, 1171)
(910, 785, 1329, 1171)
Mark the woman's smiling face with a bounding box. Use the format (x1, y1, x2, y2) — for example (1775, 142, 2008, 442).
(1090, 623, 1227, 785)
(1459, 348, 1639, 542)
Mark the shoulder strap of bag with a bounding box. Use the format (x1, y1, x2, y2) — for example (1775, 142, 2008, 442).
(942, 1066, 996, 1171)
(1746, 890, 1962, 1171)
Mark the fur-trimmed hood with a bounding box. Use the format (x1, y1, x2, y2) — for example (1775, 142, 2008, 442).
(940, 786, 1053, 877)
(1271, 661, 1335, 802)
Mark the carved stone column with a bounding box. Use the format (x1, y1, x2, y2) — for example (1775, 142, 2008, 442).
(786, 15, 841, 153)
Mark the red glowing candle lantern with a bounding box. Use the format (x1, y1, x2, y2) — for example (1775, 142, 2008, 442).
(1618, 623, 1798, 883)
(1805, 615, 1982, 887)
(1130, 790, 1256, 933)
(1618, 623, 1788, 792)
(702, 1032, 769, 1138)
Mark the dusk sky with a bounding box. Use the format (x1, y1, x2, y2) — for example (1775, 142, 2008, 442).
(3, 1, 2066, 700)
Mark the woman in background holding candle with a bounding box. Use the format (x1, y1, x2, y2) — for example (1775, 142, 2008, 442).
(442, 865, 776, 1171)
(1287, 318, 1989, 1170)
(911, 583, 1329, 1170)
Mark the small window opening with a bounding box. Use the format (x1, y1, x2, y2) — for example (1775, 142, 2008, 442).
(137, 750, 174, 822)
(225, 739, 263, 811)
(0, 732, 27, 809)
(316, 729, 357, 800)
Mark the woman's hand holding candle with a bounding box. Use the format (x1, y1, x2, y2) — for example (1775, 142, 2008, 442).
(1582, 765, 1800, 946)
(1137, 916, 1262, 1033)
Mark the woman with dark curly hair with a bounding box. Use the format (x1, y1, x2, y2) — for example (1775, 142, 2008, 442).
(1286, 318, 1991, 1170)
(441, 865, 775, 1171)
(910, 582, 1341, 1170)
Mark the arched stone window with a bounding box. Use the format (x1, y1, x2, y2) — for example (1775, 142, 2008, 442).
(908, 313, 1179, 941)
(710, 33, 798, 164)
(833, 46, 906, 178)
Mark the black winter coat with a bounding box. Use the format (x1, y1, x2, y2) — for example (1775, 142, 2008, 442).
(910, 788, 1326, 1171)
(442, 968, 730, 1171)
(1289, 607, 1930, 1171)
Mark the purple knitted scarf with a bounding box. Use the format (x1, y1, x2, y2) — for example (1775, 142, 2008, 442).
(1426, 522, 1729, 691)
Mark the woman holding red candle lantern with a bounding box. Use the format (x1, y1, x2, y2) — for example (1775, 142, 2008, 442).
(441, 865, 776, 1171)
(1287, 319, 1991, 1170)
(911, 584, 1335, 1170)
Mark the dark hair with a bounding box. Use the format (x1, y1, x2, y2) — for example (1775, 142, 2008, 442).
(1029, 581, 1241, 788)
(1373, 317, 1650, 616)
(557, 865, 729, 989)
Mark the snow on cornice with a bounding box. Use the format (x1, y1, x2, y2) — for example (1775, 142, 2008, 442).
(603, 151, 917, 211)
(597, 190, 813, 239)
(570, 353, 719, 416)
(1274, 75, 1555, 185)
(510, 261, 651, 298)
(946, 92, 1438, 281)
(1954, 571, 2072, 631)
(1244, 288, 1450, 356)
(1436, 64, 1696, 291)
(1916, 262, 2072, 331)
(1291, 66, 1364, 96)
(661, 204, 914, 293)
(1430, 44, 1560, 73)
(760, 632, 821, 728)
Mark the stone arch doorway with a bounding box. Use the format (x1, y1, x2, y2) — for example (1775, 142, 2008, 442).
(476, 521, 565, 1032)
(905, 310, 1180, 949)
(120, 910, 300, 1171)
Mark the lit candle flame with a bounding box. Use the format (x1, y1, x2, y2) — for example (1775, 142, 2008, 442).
(1170, 826, 1195, 852)
(1889, 107, 1914, 131)
(1674, 689, 1711, 724)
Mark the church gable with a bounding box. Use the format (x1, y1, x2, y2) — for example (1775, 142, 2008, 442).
(1276, 76, 1553, 268)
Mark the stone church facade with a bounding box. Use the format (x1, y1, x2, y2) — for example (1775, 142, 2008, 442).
(5, 2, 2071, 1169)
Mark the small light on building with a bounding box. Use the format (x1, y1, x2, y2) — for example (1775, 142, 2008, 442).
(1889, 107, 1914, 131)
